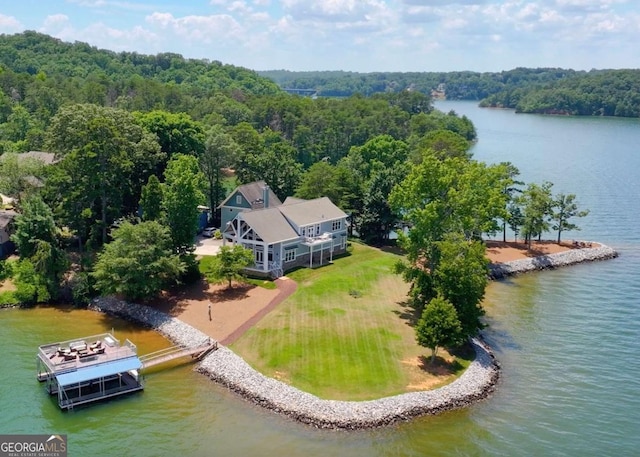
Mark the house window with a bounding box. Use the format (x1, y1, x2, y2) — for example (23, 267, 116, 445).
(341, 236, 347, 249)
(235, 194, 242, 205)
(332, 220, 342, 231)
(284, 249, 296, 262)
(255, 250, 263, 264)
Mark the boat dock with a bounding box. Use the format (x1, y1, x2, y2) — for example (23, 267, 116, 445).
(37, 333, 217, 410)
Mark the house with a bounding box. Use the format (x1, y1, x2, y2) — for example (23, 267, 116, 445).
(221, 182, 348, 277)
(0, 210, 17, 258)
(219, 180, 282, 230)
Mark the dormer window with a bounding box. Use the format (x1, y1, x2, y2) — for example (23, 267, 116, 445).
(235, 195, 242, 205)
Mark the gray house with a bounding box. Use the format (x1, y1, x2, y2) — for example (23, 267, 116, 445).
(221, 182, 348, 277)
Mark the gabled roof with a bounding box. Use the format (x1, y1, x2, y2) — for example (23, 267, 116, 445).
(239, 207, 299, 244)
(219, 180, 282, 209)
(278, 197, 347, 227)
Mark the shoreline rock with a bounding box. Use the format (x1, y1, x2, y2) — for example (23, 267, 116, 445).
(90, 297, 501, 430)
(489, 243, 618, 279)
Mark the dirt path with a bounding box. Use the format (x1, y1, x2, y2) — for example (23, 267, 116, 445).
(149, 277, 297, 344)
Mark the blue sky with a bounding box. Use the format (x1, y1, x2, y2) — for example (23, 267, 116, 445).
(0, 0, 638, 72)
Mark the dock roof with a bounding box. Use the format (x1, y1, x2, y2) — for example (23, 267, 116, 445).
(55, 356, 142, 387)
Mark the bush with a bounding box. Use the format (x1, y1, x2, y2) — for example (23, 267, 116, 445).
(70, 272, 96, 307)
(0, 290, 19, 307)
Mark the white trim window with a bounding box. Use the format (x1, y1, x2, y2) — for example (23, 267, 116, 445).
(284, 249, 296, 262)
(341, 235, 347, 249)
(235, 194, 242, 205)
(332, 220, 342, 231)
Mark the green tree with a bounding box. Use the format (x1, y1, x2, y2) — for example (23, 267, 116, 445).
(200, 125, 239, 222)
(44, 104, 163, 245)
(205, 244, 254, 289)
(139, 175, 163, 221)
(0, 152, 48, 198)
(91, 220, 185, 300)
(134, 110, 206, 175)
(10, 195, 67, 300)
(415, 296, 463, 363)
(433, 235, 489, 337)
(162, 154, 206, 254)
(11, 194, 58, 258)
(518, 181, 554, 247)
(295, 161, 343, 203)
(498, 162, 524, 242)
(551, 193, 589, 243)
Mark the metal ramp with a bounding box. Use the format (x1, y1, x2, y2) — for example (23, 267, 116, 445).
(139, 339, 217, 370)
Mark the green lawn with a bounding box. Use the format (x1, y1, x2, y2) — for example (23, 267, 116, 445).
(230, 242, 472, 400)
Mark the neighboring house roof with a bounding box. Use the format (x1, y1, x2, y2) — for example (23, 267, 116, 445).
(1, 193, 15, 207)
(239, 207, 299, 244)
(219, 180, 282, 209)
(278, 197, 348, 227)
(19, 151, 57, 165)
(0, 210, 17, 230)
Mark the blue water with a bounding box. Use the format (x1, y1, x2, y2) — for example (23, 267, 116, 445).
(1, 102, 639, 456)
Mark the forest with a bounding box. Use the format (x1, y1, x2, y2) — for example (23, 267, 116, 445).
(263, 67, 640, 118)
(0, 32, 588, 342)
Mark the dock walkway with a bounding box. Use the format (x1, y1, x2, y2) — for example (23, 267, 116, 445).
(140, 339, 217, 370)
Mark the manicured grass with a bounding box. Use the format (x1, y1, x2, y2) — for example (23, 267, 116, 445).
(231, 242, 473, 400)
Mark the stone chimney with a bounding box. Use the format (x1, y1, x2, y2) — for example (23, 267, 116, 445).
(263, 185, 270, 208)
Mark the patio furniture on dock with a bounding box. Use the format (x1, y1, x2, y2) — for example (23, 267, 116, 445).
(36, 332, 144, 410)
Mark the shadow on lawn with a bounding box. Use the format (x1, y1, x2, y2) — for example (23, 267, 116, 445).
(141, 278, 253, 316)
(392, 299, 420, 327)
(417, 355, 464, 375)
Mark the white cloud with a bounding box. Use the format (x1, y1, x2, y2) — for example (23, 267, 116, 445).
(0, 14, 22, 32)
(146, 12, 244, 43)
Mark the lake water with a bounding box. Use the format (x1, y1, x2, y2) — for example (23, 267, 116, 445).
(2, 102, 639, 456)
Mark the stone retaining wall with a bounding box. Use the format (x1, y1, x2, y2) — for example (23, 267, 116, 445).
(90, 296, 500, 430)
(489, 243, 618, 279)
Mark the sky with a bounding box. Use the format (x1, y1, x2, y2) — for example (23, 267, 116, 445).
(0, 0, 638, 73)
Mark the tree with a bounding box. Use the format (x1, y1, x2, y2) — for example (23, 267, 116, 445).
(295, 161, 343, 203)
(498, 162, 524, 242)
(91, 220, 185, 300)
(200, 126, 239, 223)
(0, 152, 48, 198)
(432, 235, 489, 338)
(10, 194, 67, 300)
(162, 154, 206, 254)
(551, 193, 589, 243)
(134, 110, 206, 177)
(358, 168, 404, 244)
(518, 181, 554, 247)
(44, 104, 164, 245)
(139, 175, 163, 222)
(206, 245, 254, 289)
(11, 194, 58, 258)
(415, 296, 463, 363)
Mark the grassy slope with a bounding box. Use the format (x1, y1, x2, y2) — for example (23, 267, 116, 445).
(230, 242, 470, 401)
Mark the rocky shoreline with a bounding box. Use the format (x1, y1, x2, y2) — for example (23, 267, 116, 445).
(489, 243, 618, 279)
(78, 243, 620, 429)
(90, 296, 500, 430)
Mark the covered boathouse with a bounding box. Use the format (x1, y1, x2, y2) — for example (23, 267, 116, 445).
(36, 333, 143, 410)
